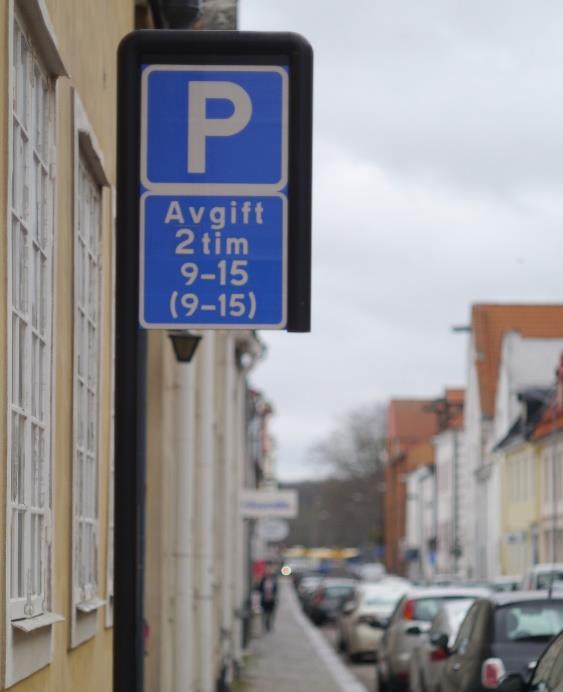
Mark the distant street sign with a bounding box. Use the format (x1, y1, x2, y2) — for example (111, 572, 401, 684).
(137, 38, 312, 331)
(257, 518, 290, 542)
(240, 490, 298, 519)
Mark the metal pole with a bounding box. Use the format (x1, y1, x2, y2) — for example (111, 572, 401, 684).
(114, 37, 146, 692)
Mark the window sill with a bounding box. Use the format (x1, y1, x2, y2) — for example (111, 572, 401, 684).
(76, 597, 106, 614)
(12, 611, 64, 633)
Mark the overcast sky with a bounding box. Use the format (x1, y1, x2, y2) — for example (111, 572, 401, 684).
(239, 1, 563, 481)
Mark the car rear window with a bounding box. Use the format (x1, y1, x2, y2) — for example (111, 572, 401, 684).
(411, 598, 447, 621)
(325, 585, 355, 597)
(495, 602, 563, 642)
(411, 596, 475, 622)
(365, 595, 400, 607)
(536, 573, 563, 590)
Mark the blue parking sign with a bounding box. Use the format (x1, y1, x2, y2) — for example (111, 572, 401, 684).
(141, 66, 288, 190)
(140, 62, 291, 328)
(140, 193, 287, 328)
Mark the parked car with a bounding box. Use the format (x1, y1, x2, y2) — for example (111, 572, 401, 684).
(297, 575, 323, 611)
(491, 576, 521, 593)
(338, 579, 409, 662)
(376, 587, 490, 692)
(355, 562, 387, 582)
(410, 598, 476, 692)
(497, 629, 563, 691)
(308, 578, 357, 625)
(521, 564, 563, 590)
(437, 591, 563, 692)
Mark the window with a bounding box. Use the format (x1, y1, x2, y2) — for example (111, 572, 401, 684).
(454, 602, 479, 655)
(495, 603, 563, 642)
(6, 6, 65, 686)
(8, 11, 54, 625)
(71, 148, 104, 645)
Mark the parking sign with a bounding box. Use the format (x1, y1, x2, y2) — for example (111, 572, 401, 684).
(141, 66, 288, 190)
(140, 62, 293, 328)
(131, 33, 311, 331)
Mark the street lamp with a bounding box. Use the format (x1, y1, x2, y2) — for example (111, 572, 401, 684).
(169, 331, 202, 363)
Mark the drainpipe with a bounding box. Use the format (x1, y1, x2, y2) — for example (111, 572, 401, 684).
(197, 331, 216, 692)
(221, 334, 235, 685)
(452, 429, 459, 575)
(173, 356, 196, 692)
(233, 365, 248, 663)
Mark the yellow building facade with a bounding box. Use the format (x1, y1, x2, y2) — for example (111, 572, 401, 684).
(0, 0, 134, 688)
(1, 1, 260, 690)
(499, 442, 541, 577)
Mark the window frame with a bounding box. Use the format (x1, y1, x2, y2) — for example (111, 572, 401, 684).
(70, 93, 108, 646)
(5, 1, 66, 686)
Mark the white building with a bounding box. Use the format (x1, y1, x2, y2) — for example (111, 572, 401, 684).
(434, 422, 467, 576)
(463, 305, 563, 580)
(405, 465, 436, 581)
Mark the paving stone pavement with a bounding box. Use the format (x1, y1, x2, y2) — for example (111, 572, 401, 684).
(244, 579, 365, 692)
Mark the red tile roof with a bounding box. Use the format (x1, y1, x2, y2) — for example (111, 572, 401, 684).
(471, 304, 563, 418)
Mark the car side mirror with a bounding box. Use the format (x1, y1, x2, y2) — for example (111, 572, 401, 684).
(406, 625, 422, 636)
(497, 674, 525, 692)
(430, 632, 449, 651)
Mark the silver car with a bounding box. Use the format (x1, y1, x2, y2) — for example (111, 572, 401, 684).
(376, 587, 490, 692)
(409, 598, 475, 692)
(520, 563, 563, 590)
(338, 579, 410, 661)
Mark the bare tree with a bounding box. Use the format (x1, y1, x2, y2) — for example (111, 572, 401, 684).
(281, 403, 388, 551)
(309, 402, 387, 479)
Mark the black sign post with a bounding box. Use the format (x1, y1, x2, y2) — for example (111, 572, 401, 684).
(115, 30, 312, 691)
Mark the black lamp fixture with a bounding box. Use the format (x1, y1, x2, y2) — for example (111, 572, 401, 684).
(169, 331, 202, 363)
(158, 0, 201, 28)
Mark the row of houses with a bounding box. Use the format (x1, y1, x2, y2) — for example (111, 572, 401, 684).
(0, 1, 279, 691)
(384, 304, 563, 583)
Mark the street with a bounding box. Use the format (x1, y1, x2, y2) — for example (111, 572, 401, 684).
(321, 624, 376, 692)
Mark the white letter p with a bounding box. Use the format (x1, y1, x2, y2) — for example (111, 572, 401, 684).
(187, 81, 253, 174)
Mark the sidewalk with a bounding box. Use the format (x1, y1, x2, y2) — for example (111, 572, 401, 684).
(243, 580, 366, 692)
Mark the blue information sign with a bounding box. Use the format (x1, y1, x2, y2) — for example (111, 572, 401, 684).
(140, 65, 289, 328)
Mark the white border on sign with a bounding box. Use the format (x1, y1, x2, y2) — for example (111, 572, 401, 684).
(140, 64, 289, 194)
(138, 191, 288, 330)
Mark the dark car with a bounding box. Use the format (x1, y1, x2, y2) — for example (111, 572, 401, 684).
(308, 578, 357, 625)
(498, 630, 563, 691)
(438, 591, 563, 692)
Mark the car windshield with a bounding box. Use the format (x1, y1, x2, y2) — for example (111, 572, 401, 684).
(364, 595, 400, 607)
(536, 573, 563, 590)
(325, 585, 355, 597)
(495, 602, 563, 642)
(411, 596, 477, 622)
(444, 599, 474, 632)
